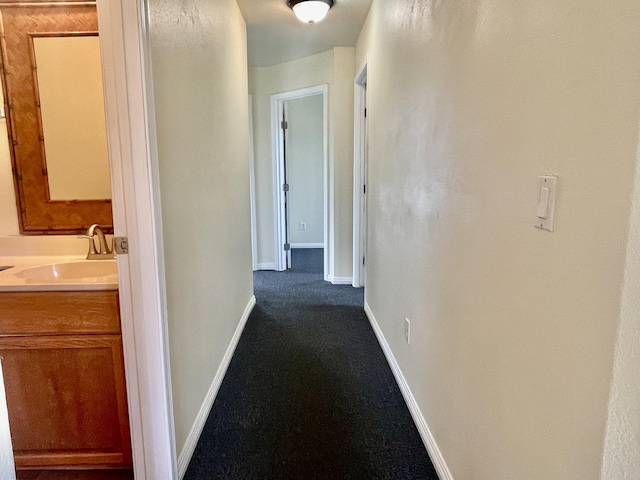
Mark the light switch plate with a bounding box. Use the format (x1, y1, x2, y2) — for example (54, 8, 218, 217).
(535, 175, 557, 232)
(404, 318, 411, 344)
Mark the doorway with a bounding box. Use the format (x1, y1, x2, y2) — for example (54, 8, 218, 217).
(0, 3, 132, 477)
(271, 85, 329, 279)
(353, 59, 368, 288)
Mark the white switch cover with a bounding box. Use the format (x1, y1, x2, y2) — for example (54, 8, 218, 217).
(535, 175, 557, 232)
(404, 318, 411, 344)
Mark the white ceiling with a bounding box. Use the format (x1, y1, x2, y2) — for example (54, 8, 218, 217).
(236, 0, 372, 67)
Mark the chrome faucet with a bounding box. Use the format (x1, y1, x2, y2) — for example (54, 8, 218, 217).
(78, 224, 116, 260)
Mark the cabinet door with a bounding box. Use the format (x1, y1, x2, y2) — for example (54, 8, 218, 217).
(0, 335, 131, 469)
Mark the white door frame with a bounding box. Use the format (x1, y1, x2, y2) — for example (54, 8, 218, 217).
(353, 57, 368, 288)
(270, 85, 329, 280)
(249, 94, 258, 271)
(97, 1, 176, 478)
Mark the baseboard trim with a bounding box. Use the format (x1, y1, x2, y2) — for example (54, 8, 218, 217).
(328, 276, 353, 285)
(256, 263, 276, 271)
(178, 295, 257, 479)
(291, 243, 324, 249)
(364, 302, 454, 480)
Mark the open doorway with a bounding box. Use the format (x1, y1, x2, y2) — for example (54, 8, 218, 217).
(271, 85, 329, 279)
(0, 3, 133, 477)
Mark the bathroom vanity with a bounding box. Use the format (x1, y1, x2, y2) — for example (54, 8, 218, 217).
(0, 258, 131, 471)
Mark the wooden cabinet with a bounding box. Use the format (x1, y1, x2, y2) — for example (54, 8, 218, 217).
(0, 291, 131, 470)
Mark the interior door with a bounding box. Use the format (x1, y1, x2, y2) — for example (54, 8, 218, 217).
(282, 105, 291, 269)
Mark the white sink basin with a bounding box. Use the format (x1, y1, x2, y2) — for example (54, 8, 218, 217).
(16, 261, 117, 283)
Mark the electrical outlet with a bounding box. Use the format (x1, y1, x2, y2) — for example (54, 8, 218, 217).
(300, 222, 307, 230)
(404, 318, 411, 344)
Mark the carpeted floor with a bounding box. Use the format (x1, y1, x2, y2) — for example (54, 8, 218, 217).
(184, 249, 438, 479)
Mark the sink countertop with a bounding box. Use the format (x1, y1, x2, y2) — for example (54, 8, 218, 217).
(0, 255, 118, 292)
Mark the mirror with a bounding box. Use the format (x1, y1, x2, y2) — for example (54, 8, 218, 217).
(33, 35, 111, 202)
(0, 4, 112, 234)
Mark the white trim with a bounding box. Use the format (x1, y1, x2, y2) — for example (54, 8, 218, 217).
(328, 276, 353, 285)
(353, 57, 368, 289)
(257, 262, 277, 271)
(321, 89, 329, 283)
(291, 243, 324, 249)
(256, 263, 276, 270)
(0, 359, 15, 480)
(248, 95, 258, 271)
(177, 296, 256, 479)
(97, 1, 176, 478)
(270, 95, 283, 271)
(364, 302, 454, 480)
(271, 85, 329, 279)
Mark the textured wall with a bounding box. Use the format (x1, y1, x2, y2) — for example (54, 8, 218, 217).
(330, 47, 355, 279)
(356, 1, 640, 478)
(601, 137, 640, 479)
(147, 0, 253, 455)
(287, 95, 324, 245)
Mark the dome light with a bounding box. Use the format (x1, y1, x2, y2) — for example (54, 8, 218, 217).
(288, 0, 334, 24)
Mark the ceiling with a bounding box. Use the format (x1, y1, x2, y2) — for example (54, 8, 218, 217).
(236, 0, 373, 67)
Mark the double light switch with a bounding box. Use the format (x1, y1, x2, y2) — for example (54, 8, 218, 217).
(535, 175, 557, 232)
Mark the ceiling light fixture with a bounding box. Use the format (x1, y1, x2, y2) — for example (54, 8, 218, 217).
(288, 0, 334, 24)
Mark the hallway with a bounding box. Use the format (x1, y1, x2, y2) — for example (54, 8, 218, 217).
(184, 249, 437, 479)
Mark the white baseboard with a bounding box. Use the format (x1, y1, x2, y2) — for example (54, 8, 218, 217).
(178, 295, 257, 479)
(328, 275, 353, 285)
(364, 302, 454, 480)
(256, 262, 276, 271)
(291, 243, 324, 249)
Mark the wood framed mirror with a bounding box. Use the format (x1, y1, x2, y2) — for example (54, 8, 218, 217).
(0, 3, 112, 234)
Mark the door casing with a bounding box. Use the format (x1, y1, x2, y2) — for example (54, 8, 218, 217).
(97, 1, 177, 478)
(353, 57, 368, 288)
(270, 85, 329, 279)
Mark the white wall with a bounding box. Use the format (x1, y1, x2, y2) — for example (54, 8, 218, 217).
(287, 95, 324, 245)
(357, 1, 640, 479)
(147, 0, 254, 460)
(601, 129, 640, 478)
(330, 48, 355, 280)
(249, 48, 354, 278)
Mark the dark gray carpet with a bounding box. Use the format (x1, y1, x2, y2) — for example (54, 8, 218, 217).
(184, 249, 438, 479)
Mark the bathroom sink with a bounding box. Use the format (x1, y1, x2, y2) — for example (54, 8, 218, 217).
(16, 261, 117, 283)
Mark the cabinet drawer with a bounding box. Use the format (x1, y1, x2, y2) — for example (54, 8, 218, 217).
(0, 291, 120, 335)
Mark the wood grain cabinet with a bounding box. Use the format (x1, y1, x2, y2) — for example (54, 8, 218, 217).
(0, 291, 131, 470)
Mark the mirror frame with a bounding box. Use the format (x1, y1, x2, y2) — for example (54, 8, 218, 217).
(0, 3, 112, 234)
